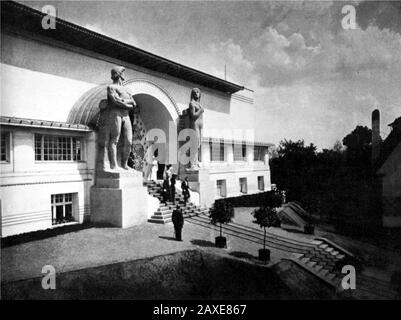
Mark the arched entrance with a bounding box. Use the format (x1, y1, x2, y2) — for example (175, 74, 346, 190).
(67, 79, 180, 176)
(124, 80, 179, 178)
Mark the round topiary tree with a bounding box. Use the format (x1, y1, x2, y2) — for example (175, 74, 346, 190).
(209, 199, 234, 248)
(252, 206, 279, 262)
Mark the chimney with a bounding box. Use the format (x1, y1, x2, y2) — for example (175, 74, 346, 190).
(372, 109, 381, 164)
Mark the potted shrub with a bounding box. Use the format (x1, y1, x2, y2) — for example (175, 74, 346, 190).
(252, 206, 279, 262)
(209, 200, 234, 248)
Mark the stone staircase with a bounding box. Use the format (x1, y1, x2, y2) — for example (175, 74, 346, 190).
(291, 239, 353, 288)
(146, 180, 209, 224)
(185, 213, 399, 299)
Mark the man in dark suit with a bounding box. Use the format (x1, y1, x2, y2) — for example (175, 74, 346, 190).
(181, 177, 190, 204)
(172, 205, 184, 241)
(161, 179, 169, 203)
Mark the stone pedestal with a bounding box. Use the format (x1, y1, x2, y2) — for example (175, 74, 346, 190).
(90, 170, 148, 228)
(181, 168, 214, 208)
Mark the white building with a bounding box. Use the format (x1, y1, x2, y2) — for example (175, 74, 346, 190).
(0, 1, 273, 237)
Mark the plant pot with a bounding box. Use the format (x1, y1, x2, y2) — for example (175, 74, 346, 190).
(215, 236, 227, 248)
(258, 248, 270, 262)
(304, 224, 315, 234)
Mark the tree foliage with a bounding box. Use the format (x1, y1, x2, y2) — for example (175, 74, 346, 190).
(269, 127, 381, 237)
(252, 206, 279, 229)
(252, 206, 280, 250)
(209, 199, 234, 237)
(342, 125, 372, 165)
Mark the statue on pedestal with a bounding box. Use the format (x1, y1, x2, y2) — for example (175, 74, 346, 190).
(187, 88, 204, 169)
(96, 66, 139, 172)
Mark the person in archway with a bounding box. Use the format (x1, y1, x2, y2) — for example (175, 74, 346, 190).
(144, 140, 156, 183)
(172, 205, 184, 241)
(164, 164, 173, 181)
(106, 66, 138, 170)
(181, 177, 190, 204)
(170, 174, 177, 204)
(162, 164, 172, 201)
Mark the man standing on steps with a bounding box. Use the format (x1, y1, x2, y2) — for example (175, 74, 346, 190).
(181, 177, 190, 204)
(172, 205, 184, 241)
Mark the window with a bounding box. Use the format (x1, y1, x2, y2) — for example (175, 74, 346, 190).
(233, 143, 246, 161)
(51, 193, 75, 225)
(210, 140, 225, 161)
(35, 134, 82, 161)
(258, 176, 265, 191)
(1, 132, 10, 162)
(239, 178, 248, 194)
(254, 146, 265, 161)
(216, 179, 227, 197)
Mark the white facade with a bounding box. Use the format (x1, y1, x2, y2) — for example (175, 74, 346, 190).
(0, 123, 95, 237)
(201, 140, 271, 199)
(1, 3, 272, 236)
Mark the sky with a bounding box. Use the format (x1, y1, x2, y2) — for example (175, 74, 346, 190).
(21, 0, 401, 149)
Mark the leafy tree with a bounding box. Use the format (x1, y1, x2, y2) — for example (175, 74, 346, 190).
(276, 139, 317, 161)
(252, 206, 279, 250)
(209, 200, 234, 238)
(342, 125, 372, 165)
(268, 125, 380, 237)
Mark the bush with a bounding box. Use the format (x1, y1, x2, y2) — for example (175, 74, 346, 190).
(215, 190, 282, 208)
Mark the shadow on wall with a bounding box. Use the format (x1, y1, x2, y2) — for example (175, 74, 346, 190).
(229, 251, 256, 260)
(1, 223, 94, 249)
(190, 239, 215, 247)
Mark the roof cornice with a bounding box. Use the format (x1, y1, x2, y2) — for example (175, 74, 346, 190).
(1, 1, 244, 95)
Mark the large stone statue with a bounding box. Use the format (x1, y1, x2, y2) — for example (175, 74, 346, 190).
(187, 88, 204, 169)
(97, 66, 138, 172)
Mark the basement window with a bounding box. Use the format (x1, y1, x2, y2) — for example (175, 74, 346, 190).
(51, 193, 76, 225)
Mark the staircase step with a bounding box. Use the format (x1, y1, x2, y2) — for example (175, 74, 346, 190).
(307, 261, 317, 268)
(311, 240, 324, 245)
(151, 213, 172, 219)
(318, 269, 329, 277)
(325, 247, 334, 253)
(326, 273, 336, 281)
(313, 265, 323, 272)
(147, 218, 171, 224)
(155, 210, 172, 215)
(301, 257, 310, 264)
(319, 244, 328, 249)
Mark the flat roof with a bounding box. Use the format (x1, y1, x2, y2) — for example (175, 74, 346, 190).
(1, 1, 245, 95)
(0, 116, 92, 132)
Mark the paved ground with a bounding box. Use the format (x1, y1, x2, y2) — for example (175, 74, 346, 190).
(2, 207, 400, 284)
(1, 208, 300, 282)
